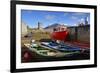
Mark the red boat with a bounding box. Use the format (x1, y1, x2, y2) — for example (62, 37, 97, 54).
(51, 25, 69, 41)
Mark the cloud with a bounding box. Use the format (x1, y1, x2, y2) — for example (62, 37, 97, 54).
(71, 16, 78, 20)
(77, 18, 85, 24)
(80, 18, 84, 21)
(73, 13, 86, 16)
(75, 13, 83, 15)
(63, 13, 69, 16)
(45, 15, 55, 20)
(64, 24, 68, 25)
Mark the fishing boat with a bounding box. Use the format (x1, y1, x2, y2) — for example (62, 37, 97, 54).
(24, 43, 80, 58)
(51, 25, 69, 41)
(41, 41, 81, 52)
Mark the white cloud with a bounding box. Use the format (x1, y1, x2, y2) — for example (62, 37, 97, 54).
(71, 16, 78, 20)
(73, 13, 86, 16)
(63, 13, 69, 16)
(81, 18, 84, 21)
(69, 24, 78, 26)
(64, 24, 68, 25)
(45, 15, 55, 20)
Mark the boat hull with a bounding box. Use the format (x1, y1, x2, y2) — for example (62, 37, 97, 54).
(51, 31, 69, 41)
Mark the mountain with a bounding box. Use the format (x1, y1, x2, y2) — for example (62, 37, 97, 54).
(44, 23, 64, 32)
(44, 23, 60, 29)
(44, 23, 68, 29)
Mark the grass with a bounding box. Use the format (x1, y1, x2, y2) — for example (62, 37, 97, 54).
(21, 29, 51, 47)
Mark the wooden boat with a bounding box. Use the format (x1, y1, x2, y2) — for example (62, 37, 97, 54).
(51, 25, 69, 41)
(24, 43, 80, 57)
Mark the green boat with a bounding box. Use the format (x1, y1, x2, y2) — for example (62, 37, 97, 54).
(24, 43, 80, 57)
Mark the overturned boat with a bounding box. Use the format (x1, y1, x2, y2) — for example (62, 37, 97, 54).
(24, 43, 80, 58)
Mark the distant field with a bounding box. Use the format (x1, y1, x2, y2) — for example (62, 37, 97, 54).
(21, 29, 51, 46)
(32, 31, 50, 41)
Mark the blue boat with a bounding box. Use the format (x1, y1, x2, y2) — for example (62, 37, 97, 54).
(41, 41, 81, 52)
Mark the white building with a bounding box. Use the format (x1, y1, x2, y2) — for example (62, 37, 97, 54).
(21, 22, 28, 36)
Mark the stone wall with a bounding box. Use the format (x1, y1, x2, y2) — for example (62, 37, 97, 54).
(68, 25, 90, 43)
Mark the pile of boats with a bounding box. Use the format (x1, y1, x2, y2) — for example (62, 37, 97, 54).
(24, 41, 85, 57)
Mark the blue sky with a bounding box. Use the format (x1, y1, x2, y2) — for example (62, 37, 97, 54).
(21, 10, 90, 28)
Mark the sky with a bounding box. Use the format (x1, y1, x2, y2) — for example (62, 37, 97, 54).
(21, 10, 90, 28)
